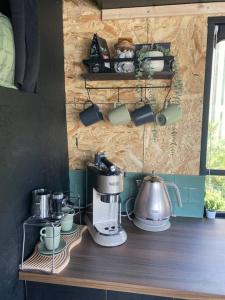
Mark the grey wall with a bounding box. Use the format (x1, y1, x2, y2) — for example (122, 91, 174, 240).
(0, 0, 69, 299)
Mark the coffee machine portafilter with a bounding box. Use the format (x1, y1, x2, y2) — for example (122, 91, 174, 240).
(85, 153, 127, 247)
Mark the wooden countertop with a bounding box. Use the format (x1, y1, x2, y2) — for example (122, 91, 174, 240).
(19, 217, 225, 299)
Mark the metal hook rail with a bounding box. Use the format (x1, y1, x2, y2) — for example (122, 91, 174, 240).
(84, 78, 172, 90)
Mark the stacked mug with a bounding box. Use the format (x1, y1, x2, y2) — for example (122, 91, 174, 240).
(31, 189, 76, 251)
(40, 224, 61, 250)
(39, 207, 75, 251)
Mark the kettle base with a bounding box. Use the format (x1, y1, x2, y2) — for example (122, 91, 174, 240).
(133, 217, 171, 232)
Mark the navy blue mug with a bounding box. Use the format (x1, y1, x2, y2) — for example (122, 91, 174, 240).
(131, 103, 155, 126)
(79, 101, 103, 126)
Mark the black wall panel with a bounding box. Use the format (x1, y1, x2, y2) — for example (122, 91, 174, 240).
(0, 1, 69, 299)
(27, 282, 106, 300)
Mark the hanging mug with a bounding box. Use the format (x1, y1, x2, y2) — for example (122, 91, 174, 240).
(156, 102, 182, 126)
(108, 102, 131, 125)
(130, 100, 155, 126)
(79, 100, 103, 126)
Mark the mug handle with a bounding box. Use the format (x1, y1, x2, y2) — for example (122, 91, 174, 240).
(83, 100, 93, 109)
(114, 101, 122, 108)
(40, 235, 44, 243)
(134, 100, 145, 108)
(40, 227, 46, 237)
(145, 100, 153, 111)
(163, 98, 171, 110)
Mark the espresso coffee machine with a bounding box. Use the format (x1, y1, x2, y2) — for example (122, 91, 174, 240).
(85, 153, 127, 247)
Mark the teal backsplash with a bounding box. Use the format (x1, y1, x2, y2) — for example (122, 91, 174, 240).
(69, 170, 205, 218)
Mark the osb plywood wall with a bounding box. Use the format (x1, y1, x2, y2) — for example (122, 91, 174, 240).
(63, 0, 218, 175)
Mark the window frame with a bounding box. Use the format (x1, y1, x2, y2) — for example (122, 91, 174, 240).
(200, 17, 225, 176)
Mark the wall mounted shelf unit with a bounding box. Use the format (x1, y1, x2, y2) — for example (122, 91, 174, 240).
(82, 55, 175, 84)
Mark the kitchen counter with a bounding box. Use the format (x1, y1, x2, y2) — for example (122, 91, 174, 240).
(19, 217, 225, 299)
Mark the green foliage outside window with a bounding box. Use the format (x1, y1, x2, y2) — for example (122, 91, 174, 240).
(205, 122, 225, 211)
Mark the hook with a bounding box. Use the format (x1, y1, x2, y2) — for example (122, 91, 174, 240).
(117, 88, 120, 103)
(141, 87, 143, 102)
(86, 88, 91, 101)
(163, 80, 172, 108)
(73, 97, 77, 107)
(144, 86, 147, 102)
(75, 137, 79, 149)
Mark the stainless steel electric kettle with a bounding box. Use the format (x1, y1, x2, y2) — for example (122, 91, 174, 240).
(133, 175, 182, 232)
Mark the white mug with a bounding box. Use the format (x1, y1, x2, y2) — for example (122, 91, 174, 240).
(40, 224, 61, 238)
(61, 208, 75, 232)
(40, 234, 60, 250)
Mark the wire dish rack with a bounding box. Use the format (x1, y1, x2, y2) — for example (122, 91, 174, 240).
(20, 216, 87, 274)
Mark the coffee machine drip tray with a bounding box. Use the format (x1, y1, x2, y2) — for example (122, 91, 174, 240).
(95, 221, 119, 235)
(85, 215, 127, 247)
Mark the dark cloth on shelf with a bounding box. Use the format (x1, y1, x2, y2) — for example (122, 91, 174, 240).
(9, 0, 40, 93)
(0, 13, 16, 89)
(0, 0, 11, 19)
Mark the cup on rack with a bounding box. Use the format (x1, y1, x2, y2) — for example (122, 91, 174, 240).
(40, 224, 61, 250)
(130, 101, 155, 126)
(108, 102, 131, 125)
(79, 100, 103, 126)
(61, 207, 75, 232)
(156, 102, 182, 126)
(51, 192, 65, 218)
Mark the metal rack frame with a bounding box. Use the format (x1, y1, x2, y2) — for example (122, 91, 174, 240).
(21, 216, 61, 273)
(84, 79, 173, 90)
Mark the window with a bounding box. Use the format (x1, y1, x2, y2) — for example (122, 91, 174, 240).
(200, 17, 225, 213)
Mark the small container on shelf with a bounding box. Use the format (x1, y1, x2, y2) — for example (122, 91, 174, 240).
(135, 42, 173, 76)
(113, 38, 135, 73)
(88, 33, 112, 73)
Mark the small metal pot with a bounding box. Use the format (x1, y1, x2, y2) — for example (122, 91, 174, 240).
(31, 188, 51, 219)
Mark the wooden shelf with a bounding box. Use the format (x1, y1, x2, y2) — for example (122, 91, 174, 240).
(101, 2, 225, 20)
(95, 0, 225, 9)
(82, 71, 174, 81)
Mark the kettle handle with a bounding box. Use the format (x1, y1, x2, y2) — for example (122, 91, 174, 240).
(166, 182, 182, 207)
